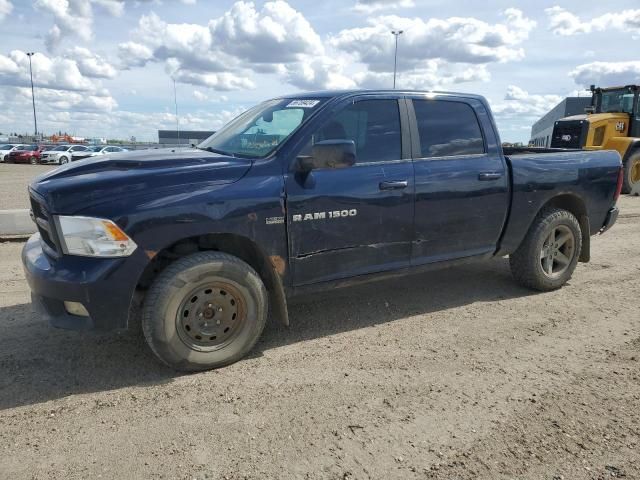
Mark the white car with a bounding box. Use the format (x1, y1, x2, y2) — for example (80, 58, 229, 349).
(74, 145, 128, 160)
(0, 144, 21, 162)
(40, 145, 90, 165)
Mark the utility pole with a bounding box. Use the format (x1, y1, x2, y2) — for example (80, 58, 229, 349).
(173, 77, 180, 146)
(26, 52, 38, 138)
(391, 30, 403, 89)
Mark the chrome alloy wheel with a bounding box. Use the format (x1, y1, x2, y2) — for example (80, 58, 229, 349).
(539, 224, 576, 279)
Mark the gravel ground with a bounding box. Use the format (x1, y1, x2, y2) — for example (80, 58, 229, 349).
(0, 196, 639, 479)
(0, 164, 56, 209)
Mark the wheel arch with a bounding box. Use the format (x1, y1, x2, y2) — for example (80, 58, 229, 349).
(135, 232, 289, 326)
(536, 193, 590, 263)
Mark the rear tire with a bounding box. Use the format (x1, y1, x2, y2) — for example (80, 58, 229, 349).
(142, 251, 268, 371)
(509, 208, 582, 291)
(623, 152, 640, 195)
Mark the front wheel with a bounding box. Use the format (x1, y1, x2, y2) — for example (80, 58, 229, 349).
(29, 156, 37, 165)
(142, 251, 268, 371)
(509, 208, 582, 291)
(623, 152, 640, 195)
(59, 156, 69, 164)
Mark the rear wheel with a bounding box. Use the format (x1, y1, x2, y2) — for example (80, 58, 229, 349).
(510, 208, 582, 291)
(142, 251, 268, 371)
(623, 152, 640, 195)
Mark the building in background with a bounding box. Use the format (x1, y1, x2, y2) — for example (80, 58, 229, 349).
(158, 130, 215, 145)
(530, 97, 591, 147)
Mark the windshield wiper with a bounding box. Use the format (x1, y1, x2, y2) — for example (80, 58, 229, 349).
(195, 146, 235, 157)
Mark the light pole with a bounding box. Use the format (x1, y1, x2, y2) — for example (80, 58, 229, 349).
(26, 52, 38, 137)
(391, 30, 403, 89)
(172, 76, 180, 146)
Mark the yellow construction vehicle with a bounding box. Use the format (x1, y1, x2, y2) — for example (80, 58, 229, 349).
(551, 85, 640, 194)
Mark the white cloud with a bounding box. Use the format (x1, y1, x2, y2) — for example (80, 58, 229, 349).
(0, 50, 103, 92)
(209, 1, 324, 64)
(118, 41, 154, 68)
(65, 47, 118, 79)
(116, 1, 522, 92)
(34, 0, 131, 51)
(352, 60, 490, 90)
(492, 85, 562, 120)
(119, 1, 328, 90)
(352, 0, 414, 13)
(171, 69, 255, 90)
(0, 0, 13, 21)
(570, 61, 640, 88)
(0, 83, 242, 140)
(285, 56, 356, 90)
(192, 91, 229, 103)
(545, 6, 640, 37)
(330, 9, 536, 72)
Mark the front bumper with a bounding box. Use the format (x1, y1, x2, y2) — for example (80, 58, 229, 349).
(599, 206, 619, 234)
(22, 233, 146, 331)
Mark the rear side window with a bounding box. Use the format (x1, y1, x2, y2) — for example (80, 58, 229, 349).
(312, 99, 401, 163)
(413, 100, 485, 158)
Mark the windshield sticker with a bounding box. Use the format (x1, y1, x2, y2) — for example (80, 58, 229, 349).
(286, 100, 320, 108)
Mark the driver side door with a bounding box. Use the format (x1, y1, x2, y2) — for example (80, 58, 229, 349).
(285, 96, 415, 286)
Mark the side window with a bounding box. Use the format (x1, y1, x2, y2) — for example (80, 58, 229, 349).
(311, 99, 401, 163)
(413, 100, 485, 158)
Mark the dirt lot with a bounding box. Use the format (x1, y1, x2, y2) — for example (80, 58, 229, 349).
(0, 164, 56, 209)
(0, 196, 639, 480)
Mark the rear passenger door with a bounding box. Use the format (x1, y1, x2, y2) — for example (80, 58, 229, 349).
(408, 96, 509, 264)
(285, 96, 414, 286)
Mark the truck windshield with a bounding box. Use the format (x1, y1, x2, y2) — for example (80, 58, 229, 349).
(198, 98, 325, 158)
(600, 89, 635, 114)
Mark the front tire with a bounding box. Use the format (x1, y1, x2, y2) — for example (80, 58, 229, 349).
(59, 156, 69, 164)
(623, 152, 640, 195)
(29, 156, 37, 165)
(142, 251, 268, 371)
(509, 208, 582, 291)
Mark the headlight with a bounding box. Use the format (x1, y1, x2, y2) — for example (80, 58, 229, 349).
(56, 216, 137, 257)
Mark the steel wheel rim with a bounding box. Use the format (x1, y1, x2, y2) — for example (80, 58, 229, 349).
(539, 224, 575, 279)
(175, 281, 246, 352)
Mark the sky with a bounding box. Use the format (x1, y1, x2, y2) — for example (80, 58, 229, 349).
(1, 0, 640, 143)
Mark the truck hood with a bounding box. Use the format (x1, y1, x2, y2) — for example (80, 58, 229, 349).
(30, 147, 252, 214)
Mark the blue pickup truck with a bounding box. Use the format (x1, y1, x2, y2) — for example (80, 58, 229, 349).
(22, 90, 622, 371)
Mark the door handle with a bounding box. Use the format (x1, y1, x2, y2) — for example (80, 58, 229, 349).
(478, 172, 503, 181)
(379, 180, 408, 190)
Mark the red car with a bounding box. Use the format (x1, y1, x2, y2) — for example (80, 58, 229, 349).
(6, 144, 45, 164)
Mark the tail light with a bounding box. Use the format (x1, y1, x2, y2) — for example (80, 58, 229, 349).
(613, 166, 623, 202)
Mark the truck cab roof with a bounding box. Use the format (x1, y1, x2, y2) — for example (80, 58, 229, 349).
(278, 89, 487, 102)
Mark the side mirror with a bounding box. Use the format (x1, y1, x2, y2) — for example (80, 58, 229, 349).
(296, 140, 356, 172)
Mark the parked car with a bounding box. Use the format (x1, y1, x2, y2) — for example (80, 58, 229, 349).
(0, 143, 20, 162)
(72, 145, 128, 161)
(40, 144, 90, 165)
(6, 144, 42, 164)
(23, 89, 622, 372)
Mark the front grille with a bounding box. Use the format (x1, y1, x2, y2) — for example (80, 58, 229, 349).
(551, 120, 588, 149)
(29, 191, 60, 256)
